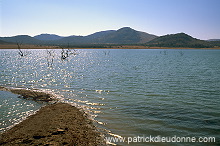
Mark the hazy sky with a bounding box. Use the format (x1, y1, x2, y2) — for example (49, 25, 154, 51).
(1, 0, 220, 40)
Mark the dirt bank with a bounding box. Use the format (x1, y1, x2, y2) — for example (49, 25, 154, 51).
(0, 86, 57, 102)
(0, 103, 105, 145)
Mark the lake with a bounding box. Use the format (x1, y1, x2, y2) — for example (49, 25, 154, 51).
(0, 49, 220, 145)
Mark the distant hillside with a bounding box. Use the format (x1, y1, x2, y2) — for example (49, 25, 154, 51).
(208, 41, 220, 47)
(49, 31, 116, 45)
(97, 27, 157, 44)
(1, 28, 219, 48)
(86, 30, 116, 40)
(55, 36, 86, 45)
(50, 27, 157, 45)
(146, 33, 211, 48)
(0, 28, 157, 45)
(207, 39, 220, 42)
(0, 35, 42, 45)
(34, 34, 63, 41)
(0, 39, 14, 44)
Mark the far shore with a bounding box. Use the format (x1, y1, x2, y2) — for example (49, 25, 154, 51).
(0, 44, 220, 49)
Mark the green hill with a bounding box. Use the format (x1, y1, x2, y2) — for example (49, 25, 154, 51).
(146, 33, 211, 48)
(1, 29, 219, 48)
(34, 34, 63, 41)
(44, 27, 157, 45)
(0, 27, 157, 46)
(0, 35, 42, 45)
(99, 27, 157, 44)
(209, 41, 220, 47)
(0, 40, 14, 44)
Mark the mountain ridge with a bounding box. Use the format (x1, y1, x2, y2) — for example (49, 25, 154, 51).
(34, 34, 63, 41)
(0, 35, 42, 45)
(207, 39, 220, 42)
(146, 33, 214, 48)
(1, 28, 220, 48)
(96, 27, 157, 44)
(0, 27, 157, 45)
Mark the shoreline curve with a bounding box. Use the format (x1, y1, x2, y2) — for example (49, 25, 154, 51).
(0, 86, 106, 145)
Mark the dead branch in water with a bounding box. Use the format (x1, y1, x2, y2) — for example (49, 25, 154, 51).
(60, 43, 78, 60)
(17, 43, 24, 57)
(46, 49, 55, 67)
(16, 42, 28, 57)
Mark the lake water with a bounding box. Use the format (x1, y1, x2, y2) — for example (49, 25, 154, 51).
(0, 49, 220, 145)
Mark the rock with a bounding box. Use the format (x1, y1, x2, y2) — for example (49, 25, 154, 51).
(57, 128, 65, 133)
(52, 128, 65, 135)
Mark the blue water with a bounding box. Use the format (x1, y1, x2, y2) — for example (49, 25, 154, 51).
(0, 49, 220, 145)
(0, 90, 42, 132)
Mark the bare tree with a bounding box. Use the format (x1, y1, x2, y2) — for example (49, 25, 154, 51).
(61, 48, 68, 60)
(103, 50, 110, 55)
(60, 43, 78, 60)
(17, 42, 24, 57)
(46, 49, 55, 67)
(16, 42, 28, 57)
(179, 51, 184, 56)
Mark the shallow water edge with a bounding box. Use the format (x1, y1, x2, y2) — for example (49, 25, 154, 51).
(0, 86, 107, 145)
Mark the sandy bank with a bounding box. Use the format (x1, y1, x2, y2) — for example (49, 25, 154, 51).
(0, 87, 106, 145)
(0, 103, 105, 146)
(0, 86, 57, 102)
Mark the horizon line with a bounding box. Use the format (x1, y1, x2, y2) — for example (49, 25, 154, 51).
(1, 27, 219, 40)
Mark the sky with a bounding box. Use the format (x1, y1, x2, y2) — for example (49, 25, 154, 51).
(0, 0, 220, 40)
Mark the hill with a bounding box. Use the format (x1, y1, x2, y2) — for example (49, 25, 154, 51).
(97, 27, 157, 44)
(208, 41, 220, 47)
(207, 39, 220, 42)
(0, 40, 14, 44)
(85, 30, 116, 40)
(34, 34, 63, 41)
(1, 29, 219, 48)
(146, 33, 211, 48)
(41, 27, 157, 45)
(0, 27, 157, 46)
(0, 35, 42, 45)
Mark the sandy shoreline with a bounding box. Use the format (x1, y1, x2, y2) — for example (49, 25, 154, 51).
(0, 87, 106, 145)
(0, 86, 57, 102)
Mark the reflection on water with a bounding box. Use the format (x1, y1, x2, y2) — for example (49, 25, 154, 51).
(0, 91, 42, 132)
(0, 49, 220, 145)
